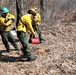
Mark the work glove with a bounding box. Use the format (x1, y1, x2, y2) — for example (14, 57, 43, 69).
(12, 27, 16, 30)
(11, 18, 15, 22)
(5, 18, 10, 23)
(29, 34, 35, 43)
(30, 33, 35, 38)
(32, 34, 35, 38)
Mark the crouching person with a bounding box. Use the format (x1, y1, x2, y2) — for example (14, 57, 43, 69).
(0, 7, 19, 52)
(16, 9, 37, 61)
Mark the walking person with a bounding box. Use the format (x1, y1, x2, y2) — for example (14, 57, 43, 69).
(29, 7, 44, 43)
(0, 7, 19, 52)
(16, 9, 37, 61)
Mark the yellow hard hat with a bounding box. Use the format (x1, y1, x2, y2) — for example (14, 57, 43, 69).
(33, 7, 37, 11)
(28, 8, 36, 16)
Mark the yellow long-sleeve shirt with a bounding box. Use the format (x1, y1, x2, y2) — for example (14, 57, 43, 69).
(16, 14, 35, 34)
(32, 13, 41, 25)
(0, 13, 15, 31)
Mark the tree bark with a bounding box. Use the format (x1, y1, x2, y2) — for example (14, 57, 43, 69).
(40, 0, 44, 20)
(16, 0, 24, 26)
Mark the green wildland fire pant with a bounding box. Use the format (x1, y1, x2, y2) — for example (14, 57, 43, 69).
(17, 31, 31, 58)
(0, 31, 18, 51)
(30, 25, 43, 41)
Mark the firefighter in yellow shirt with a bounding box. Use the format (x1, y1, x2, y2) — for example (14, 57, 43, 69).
(16, 9, 37, 61)
(0, 7, 19, 52)
(29, 7, 44, 43)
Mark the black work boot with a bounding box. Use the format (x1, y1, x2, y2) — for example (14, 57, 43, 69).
(15, 48, 20, 51)
(21, 55, 27, 58)
(5, 45, 11, 52)
(20, 48, 29, 58)
(40, 38, 45, 43)
(6, 49, 11, 53)
(27, 55, 37, 61)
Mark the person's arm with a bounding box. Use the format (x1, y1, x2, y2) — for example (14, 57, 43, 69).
(35, 13, 41, 24)
(8, 13, 16, 22)
(23, 17, 35, 34)
(0, 18, 12, 26)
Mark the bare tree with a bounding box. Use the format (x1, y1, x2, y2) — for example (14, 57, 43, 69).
(16, 0, 25, 26)
(40, 0, 44, 20)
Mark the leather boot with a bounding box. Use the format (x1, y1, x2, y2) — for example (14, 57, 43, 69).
(27, 55, 37, 61)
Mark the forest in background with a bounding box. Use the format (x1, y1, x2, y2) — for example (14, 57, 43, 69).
(0, 0, 76, 25)
(0, 0, 76, 75)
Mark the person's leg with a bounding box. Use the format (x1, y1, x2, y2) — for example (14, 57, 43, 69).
(36, 25, 44, 43)
(29, 26, 35, 43)
(8, 31, 19, 50)
(17, 31, 31, 55)
(17, 31, 37, 61)
(1, 32, 11, 52)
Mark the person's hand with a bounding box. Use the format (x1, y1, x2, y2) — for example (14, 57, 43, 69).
(11, 18, 15, 22)
(5, 18, 10, 23)
(32, 34, 35, 38)
(30, 34, 35, 38)
(33, 19, 36, 22)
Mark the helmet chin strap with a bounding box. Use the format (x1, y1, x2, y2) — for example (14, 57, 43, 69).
(28, 14, 34, 19)
(2, 13, 8, 19)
